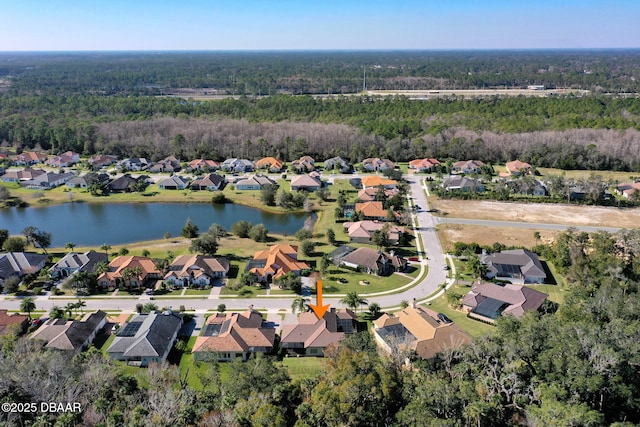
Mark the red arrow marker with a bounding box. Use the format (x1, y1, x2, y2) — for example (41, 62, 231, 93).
(310, 279, 330, 320)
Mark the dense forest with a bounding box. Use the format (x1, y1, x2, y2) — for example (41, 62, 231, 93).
(1, 50, 640, 96)
(1, 94, 640, 170)
(1, 51, 640, 170)
(2, 228, 640, 426)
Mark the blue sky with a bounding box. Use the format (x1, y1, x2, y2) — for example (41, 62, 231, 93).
(1, 0, 638, 50)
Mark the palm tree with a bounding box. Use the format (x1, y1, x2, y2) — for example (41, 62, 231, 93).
(64, 302, 75, 319)
(100, 243, 111, 257)
(20, 297, 36, 320)
(291, 296, 310, 315)
(130, 265, 144, 288)
(65, 242, 76, 252)
(75, 300, 86, 315)
(94, 261, 109, 276)
(367, 302, 382, 319)
(340, 291, 368, 314)
(49, 306, 65, 319)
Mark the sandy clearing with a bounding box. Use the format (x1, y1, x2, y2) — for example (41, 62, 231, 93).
(431, 200, 640, 229)
(437, 224, 558, 253)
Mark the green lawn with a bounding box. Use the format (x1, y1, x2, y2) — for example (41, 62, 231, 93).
(184, 289, 212, 296)
(281, 357, 327, 381)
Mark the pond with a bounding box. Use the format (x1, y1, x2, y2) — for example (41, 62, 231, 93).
(0, 202, 311, 247)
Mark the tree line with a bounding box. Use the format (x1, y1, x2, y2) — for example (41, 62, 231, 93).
(1, 50, 639, 96)
(3, 94, 640, 170)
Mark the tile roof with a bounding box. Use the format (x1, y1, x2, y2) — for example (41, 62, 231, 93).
(360, 176, 397, 188)
(0, 310, 28, 335)
(280, 309, 356, 349)
(249, 244, 310, 279)
(97, 256, 160, 283)
(374, 306, 471, 360)
(506, 160, 532, 174)
(192, 310, 275, 353)
(166, 255, 230, 280)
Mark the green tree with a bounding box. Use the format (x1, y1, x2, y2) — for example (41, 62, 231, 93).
(465, 254, 487, 280)
(291, 295, 309, 314)
(340, 291, 368, 314)
(300, 240, 315, 257)
(367, 302, 382, 319)
(22, 226, 52, 254)
(190, 233, 218, 256)
(3, 236, 26, 252)
(319, 253, 332, 276)
(141, 249, 150, 257)
(260, 184, 277, 206)
(65, 242, 76, 252)
(118, 247, 129, 256)
(2, 276, 21, 294)
(181, 218, 199, 238)
(295, 228, 313, 241)
(231, 220, 252, 238)
(249, 224, 269, 242)
(0, 229, 8, 249)
(20, 297, 36, 320)
(100, 243, 111, 256)
(49, 306, 65, 319)
(326, 228, 336, 245)
(217, 304, 226, 313)
(371, 224, 391, 249)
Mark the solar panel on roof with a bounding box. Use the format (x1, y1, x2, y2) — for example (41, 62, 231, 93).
(118, 321, 143, 337)
(339, 319, 355, 334)
(218, 319, 232, 335)
(495, 263, 521, 275)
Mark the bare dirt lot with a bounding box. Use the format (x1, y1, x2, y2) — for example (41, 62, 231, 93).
(438, 224, 557, 253)
(431, 199, 640, 229)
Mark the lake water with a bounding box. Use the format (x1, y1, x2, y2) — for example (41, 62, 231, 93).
(0, 202, 310, 247)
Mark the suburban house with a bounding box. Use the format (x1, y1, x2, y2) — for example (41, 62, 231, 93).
(45, 151, 80, 168)
(221, 158, 254, 173)
(192, 309, 276, 361)
(452, 160, 485, 174)
(362, 158, 395, 172)
(0, 168, 46, 183)
(66, 173, 109, 189)
(355, 201, 399, 221)
(343, 220, 404, 245)
(20, 171, 75, 189)
(462, 282, 548, 323)
(324, 156, 351, 173)
(157, 175, 190, 190)
(247, 244, 310, 282)
(164, 255, 230, 288)
(255, 157, 285, 172)
(97, 256, 161, 290)
(280, 308, 357, 356)
(190, 173, 225, 191)
(235, 174, 277, 190)
(291, 156, 315, 173)
(30, 311, 107, 355)
(12, 151, 48, 166)
(148, 156, 181, 173)
(290, 173, 323, 191)
(357, 187, 400, 202)
(88, 154, 118, 169)
(118, 158, 149, 171)
(49, 250, 109, 279)
(107, 311, 182, 367)
(0, 252, 48, 287)
(106, 174, 148, 193)
(188, 159, 220, 172)
(0, 310, 29, 336)
(408, 158, 440, 173)
(337, 246, 407, 275)
(360, 176, 397, 189)
(373, 305, 472, 360)
(617, 182, 640, 199)
(482, 249, 547, 284)
(443, 176, 485, 192)
(505, 160, 532, 176)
